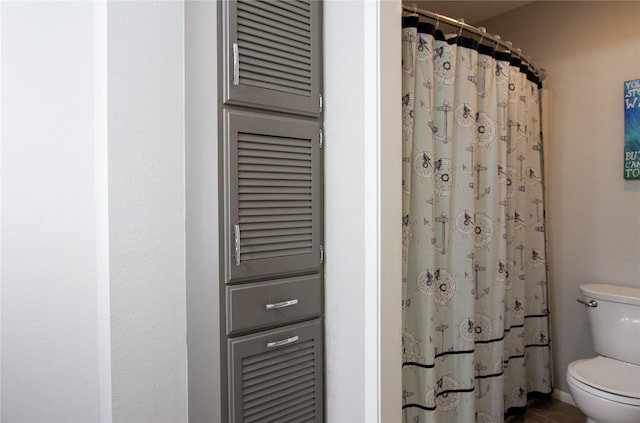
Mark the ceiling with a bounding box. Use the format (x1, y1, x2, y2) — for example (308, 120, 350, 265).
(406, 1, 532, 25)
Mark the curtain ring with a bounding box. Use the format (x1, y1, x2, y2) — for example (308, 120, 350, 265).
(506, 40, 514, 56)
(457, 18, 465, 38)
(435, 15, 440, 31)
(478, 26, 487, 45)
(494, 34, 501, 50)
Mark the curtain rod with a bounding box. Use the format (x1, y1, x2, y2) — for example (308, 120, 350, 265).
(402, 4, 546, 79)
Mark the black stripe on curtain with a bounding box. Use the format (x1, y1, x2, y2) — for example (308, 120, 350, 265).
(402, 14, 542, 87)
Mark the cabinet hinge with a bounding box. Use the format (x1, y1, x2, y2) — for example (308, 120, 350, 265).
(320, 244, 324, 264)
(319, 94, 323, 113)
(319, 130, 323, 149)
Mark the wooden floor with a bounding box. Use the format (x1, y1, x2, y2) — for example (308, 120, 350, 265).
(506, 398, 586, 423)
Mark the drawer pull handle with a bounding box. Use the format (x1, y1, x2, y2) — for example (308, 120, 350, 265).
(265, 299, 299, 310)
(234, 224, 241, 266)
(232, 43, 239, 85)
(267, 335, 299, 349)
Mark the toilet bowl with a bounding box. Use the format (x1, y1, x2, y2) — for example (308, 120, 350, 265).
(566, 356, 640, 423)
(566, 284, 640, 423)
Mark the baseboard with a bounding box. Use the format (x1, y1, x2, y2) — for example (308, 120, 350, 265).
(552, 389, 576, 407)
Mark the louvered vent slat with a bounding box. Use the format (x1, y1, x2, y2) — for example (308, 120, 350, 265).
(241, 201, 311, 210)
(282, 408, 316, 423)
(242, 227, 311, 238)
(236, 0, 312, 97)
(241, 220, 311, 231)
(239, 180, 311, 189)
(241, 64, 311, 86)
(241, 53, 311, 79)
(245, 390, 315, 423)
(239, 148, 310, 162)
(239, 150, 311, 163)
(238, 74, 311, 97)
(239, 199, 311, 208)
(244, 361, 315, 391)
(244, 361, 315, 390)
(239, 165, 311, 176)
(242, 235, 311, 248)
(242, 241, 312, 254)
(239, 213, 312, 223)
(237, 11, 309, 39)
(238, 38, 310, 63)
(239, 48, 310, 73)
(240, 134, 310, 149)
(239, 227, 311, 242)
(251, 0, 311, 24)
(239, 193, 310, 203)
(269, 0, 311, 19)
(243, 344, 312, 367)
(238, 27, 310, 57)
(239, 207, 311, 217)
(243, 249, 310, 261)
(239, 186, 310, 194)
(238, 156, 311, 168)
(243, 226, 310, 235)
(238, 1, 310, 32)
(244, 372, 315, 403)
(265, 403, 316, 423)
(240, 172, 311, 183)
(237, 130, 313, 262)
(236, 17, 310, 46)
(240, 338, 317, 422)
(239, 194, 311, 203)
(244, 381, 314, 412)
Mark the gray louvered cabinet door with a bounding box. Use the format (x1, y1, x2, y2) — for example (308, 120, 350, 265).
(228, 319, 323, 423)
(223, 0, 321, 116)
(224, 110, 321, 283)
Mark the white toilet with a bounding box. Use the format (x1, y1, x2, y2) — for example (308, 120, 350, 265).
(566, 283, 640, 423)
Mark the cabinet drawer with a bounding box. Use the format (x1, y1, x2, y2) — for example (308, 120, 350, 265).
(228, 319, 323, 423)
(226, 274, 321, 335)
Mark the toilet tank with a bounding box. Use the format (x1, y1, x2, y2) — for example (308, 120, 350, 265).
(580, 284, 640, 366)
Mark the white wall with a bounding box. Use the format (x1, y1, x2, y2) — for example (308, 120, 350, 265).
(1, 0, 407, 421)
(324, 0, 402, 421)
(481, 1, 640, 393)
(185, 1, 222, 422)
(107, 2, 187, 421)
(324, 0, 366, 418)
(1, 2, 188, 421)
(1, 2, 101, 421)
(93, 2, 112, 420)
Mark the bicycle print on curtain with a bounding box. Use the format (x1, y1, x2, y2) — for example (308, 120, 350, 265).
(401, 16, 552, 422)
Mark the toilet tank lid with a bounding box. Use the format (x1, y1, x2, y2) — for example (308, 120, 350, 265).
(580, 284, 640, 305)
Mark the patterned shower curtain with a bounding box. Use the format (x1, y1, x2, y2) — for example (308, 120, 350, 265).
(401, 16, 552, 422)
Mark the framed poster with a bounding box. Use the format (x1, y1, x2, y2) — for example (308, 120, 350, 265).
(624, 78, 640, 180)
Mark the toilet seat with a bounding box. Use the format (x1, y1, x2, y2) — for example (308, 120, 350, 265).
(567, 356, 640, 406)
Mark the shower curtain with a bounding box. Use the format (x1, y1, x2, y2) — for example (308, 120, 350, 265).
(401, 16, 552, 422)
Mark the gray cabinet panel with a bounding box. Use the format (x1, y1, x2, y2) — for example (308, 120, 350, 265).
(223, 0, 321, 116)
(224, 109, 321, 283)
(226, 274, 321, 336)
(220, 3, 323, 421)
(228, 319, 323, 423)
